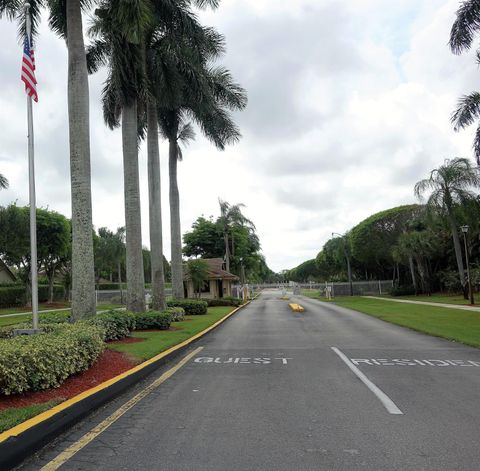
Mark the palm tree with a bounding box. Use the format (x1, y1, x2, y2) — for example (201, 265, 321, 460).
(87, 0, 152, 312)
(0, 174, 8, 190)
(158, 58, 247, 298)
(218, 199, 254, 273)
(414, 158, 480, 291)
(1, 0, 96, 320)
(450, 1, 480, 163)
(143, 3, 218, 309)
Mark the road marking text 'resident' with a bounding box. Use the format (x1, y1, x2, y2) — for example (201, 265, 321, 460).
(331, 347, 403, 416)
(351, 358, 480, 367)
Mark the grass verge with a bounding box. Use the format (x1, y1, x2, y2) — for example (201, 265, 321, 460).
(380, 294, 473, 306)
(331, 297, 480, 348)
(109, 306, 235, 360)
(0, 400, 61, 433)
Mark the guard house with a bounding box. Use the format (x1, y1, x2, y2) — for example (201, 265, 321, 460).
(184, 258, 239, 299)
(0, 259, 16, 283)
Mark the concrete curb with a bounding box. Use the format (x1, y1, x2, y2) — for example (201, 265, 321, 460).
(0, 301, 252, 470)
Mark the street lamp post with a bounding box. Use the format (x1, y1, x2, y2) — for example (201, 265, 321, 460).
(332, 232, 353, 296)
(460, 225, 475, 305)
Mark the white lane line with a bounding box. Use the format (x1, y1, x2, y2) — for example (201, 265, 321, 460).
(331, 347, 403, 415)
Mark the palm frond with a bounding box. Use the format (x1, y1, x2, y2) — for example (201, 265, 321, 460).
(47, 0, 66, 39)
(473, 123, 480, 164)
(450, 0, 480, 54)
(86, 39, 110, 74)
(452, 92, 480, 130)
(0, 174, 9, 190)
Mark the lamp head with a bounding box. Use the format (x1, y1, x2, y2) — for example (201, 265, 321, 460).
(461, 225, 470, 234)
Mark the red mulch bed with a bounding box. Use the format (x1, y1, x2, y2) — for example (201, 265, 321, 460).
(108, 336, 145, 344)
(0, 350, 138, 411)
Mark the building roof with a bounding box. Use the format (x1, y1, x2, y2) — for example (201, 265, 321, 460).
(0, 258, 16, 281)
(184, 258, 239, 281)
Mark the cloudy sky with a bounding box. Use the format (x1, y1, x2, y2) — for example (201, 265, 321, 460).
(0, 0, 479, 272)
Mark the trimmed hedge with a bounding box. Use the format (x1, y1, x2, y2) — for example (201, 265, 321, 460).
(0, 286, 26, 308)
(167, 299, 208, 315)
(85, 310, 136, 341)
(205, 297, 242, 307)
(0, 285, 65, 308)
(134, 311, 172, 330)
(0, 323, 105, 395)
(165, 307, 185, 322)
(390, 285, 416, 296)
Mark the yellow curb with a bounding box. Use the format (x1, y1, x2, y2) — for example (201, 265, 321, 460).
(0, 301, 250, 444)
(289, 303, 305, 312)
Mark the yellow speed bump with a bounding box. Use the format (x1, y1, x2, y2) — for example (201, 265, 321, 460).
(289, 303, 305, 312)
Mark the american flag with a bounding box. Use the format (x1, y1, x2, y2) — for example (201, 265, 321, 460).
(21, 34, 38, 102)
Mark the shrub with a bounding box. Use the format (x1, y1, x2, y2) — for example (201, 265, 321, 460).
(0, 322, 61, 340)
(39, 311, 70, 324)
(205, 297, 242, 307)
(164, 307, 185, 322)
(134, 311, 172, 330)
(85, 310, 136, 341)
(167, 299, 208, 315)
(38, 285, 65, 303)
(96, 283, 126, 291)
(0, 323, 105, 395)
(0, 286, 26, 308)
(390, 285, 416, 296)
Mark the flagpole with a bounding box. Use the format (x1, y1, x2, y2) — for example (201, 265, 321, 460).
(25, 2, 39, 331)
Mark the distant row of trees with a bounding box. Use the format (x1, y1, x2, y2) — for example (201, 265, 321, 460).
(183, 199, 279, 284)
(286, 158, 480, 296)
(0, 204, 171, 303)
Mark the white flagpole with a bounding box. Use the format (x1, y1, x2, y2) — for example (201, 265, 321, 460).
(25, 2, 39, 331)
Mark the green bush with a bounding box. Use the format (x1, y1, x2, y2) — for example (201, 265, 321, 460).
(134, 311, 172, 330)
(0, 286, 26, 308)
(205, 297, 242, 307)
(38, 285, 64, 303)
(96, 283, 126, 291)
(39, 311, 70, 324)
(0, 323, 105, 395)
(0, 284, 65, 308)
(85, 310, 135, 341)
(164, 307, 185, 322)
(167, 299, 208, 315)
(390, 285, 416, 296)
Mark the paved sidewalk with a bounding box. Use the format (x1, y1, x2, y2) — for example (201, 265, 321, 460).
(0, 306, 125, 319)
(365, 296, 480, 311)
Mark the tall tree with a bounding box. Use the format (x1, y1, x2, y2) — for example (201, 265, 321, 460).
(0, 174, 8, 190)
(414, 158, 480, 292)
(87, 0, 153, 312)
(218, 199, 254, 273)
(450, 0, 480, 162)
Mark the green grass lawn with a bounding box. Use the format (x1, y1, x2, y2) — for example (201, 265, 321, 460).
(331, 296, 480, 348)
(109, 306, 235, 361)
(0, 400, 60, 433)
(0, 302, 71, 316)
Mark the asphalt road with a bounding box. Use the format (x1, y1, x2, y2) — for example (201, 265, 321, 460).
(19, 290, 480, 470)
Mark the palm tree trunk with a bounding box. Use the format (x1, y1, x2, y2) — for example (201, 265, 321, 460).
(122, 101, 145, 312)
(147, 100, 166, 310)
(67, 0, 96, 321)
(169, 138, 184, 299)
(224, 231, 230, 272)
(409, 255, 417, 293)
(447, 211, 466, 288)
